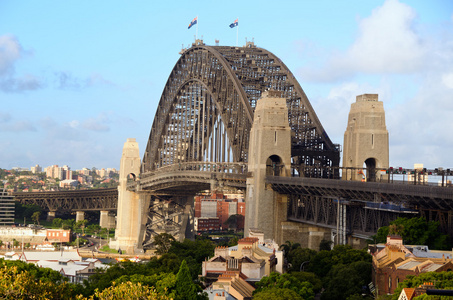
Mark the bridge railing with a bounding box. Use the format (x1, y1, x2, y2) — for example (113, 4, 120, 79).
(140, 162, 248, 179)
(294, 166, 453, 187)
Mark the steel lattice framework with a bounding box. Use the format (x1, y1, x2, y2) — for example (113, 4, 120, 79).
(13, 189, 118, 212)
(141, 41, 340, 177)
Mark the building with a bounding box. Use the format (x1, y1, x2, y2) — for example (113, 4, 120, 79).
(0, 226, 70, 249)
(202, 235, 283, 281)
(59, 179, 78, 189)
(0, 188, 14, 225)
(195, 217, 221, 232)
(371, 235, 453, 296)
(209, 272, 254, 300)
(46, 229, 71, 243)
(30, 164, 42, 173)
(397, 282, 445, 300)
(202, 234, 283, 299)
(2, 250, 108, 284)
(45, 165, 72, 180)
(194, 191, 245, 232)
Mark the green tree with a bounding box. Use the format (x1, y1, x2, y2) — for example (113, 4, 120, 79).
(372, 217, 450, 250)
(0, 260, 81, 299)
(283, 246, 316, 273)
(253, 287, 304, 300)
(321, 260, 372, 300)
(174, 260, 206, 300)
(76, 219, 88, 234)
(87, 224, 101, 234)
(87, 281, 171, 300)
(31, 211, 41, 225)
(254, 272, 314, 300)
(391, 271, 453, 300)
(15, 202, 41, 219)
(52, 218, 63, 228)
(168, 239, 216, 279)
(290, 271, 322, 293)
(154, 233, 175, 255)
(319, 239, 333, 251)
(62, 219, 75, 230)
(223, 214, 244, 231)
(114, 273, 177, 299)
(308, 245, 371, 279)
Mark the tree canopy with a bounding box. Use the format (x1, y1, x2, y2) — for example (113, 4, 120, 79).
(254, 272, 314, 300)
(373, 217, 450, 250)
(391, 271, 453, 300)
(253, 287, 304, 300)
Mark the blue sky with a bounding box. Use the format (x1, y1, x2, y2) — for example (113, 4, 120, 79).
(1, 0, 452, 170)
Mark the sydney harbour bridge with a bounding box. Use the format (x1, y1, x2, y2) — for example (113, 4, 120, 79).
(13, 40, 453, 252)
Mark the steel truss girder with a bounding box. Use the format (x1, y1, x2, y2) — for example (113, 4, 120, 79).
(268, 176, 453, 209)
(142, 197, 190, 248)
(13, 189, 118, 213)
(287, 194, 418, 237)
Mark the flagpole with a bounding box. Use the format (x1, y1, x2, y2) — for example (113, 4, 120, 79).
(196, 15, 198, 40)
(236, 18, 239, 47)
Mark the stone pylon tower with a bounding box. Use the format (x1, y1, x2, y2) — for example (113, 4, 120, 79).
(244, 90, 291, 244)
(110, 138, 143, 253)
(343, 94, 389, 181)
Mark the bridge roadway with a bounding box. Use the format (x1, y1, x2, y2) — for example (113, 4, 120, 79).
(13, 188, 118, 213)
(135, 162, 247, 195)
(11, 166, 453, 238)
(267, 176, 453, 209)
(267, 175, 453, 237)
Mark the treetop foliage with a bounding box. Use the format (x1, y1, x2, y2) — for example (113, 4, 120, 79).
(372, 217, 450, 250)
(254, 272, 315, 300)
(391, 271, 453, 300)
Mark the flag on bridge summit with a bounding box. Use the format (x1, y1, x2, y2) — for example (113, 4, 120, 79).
(188, 16, 198, 29)
(229, 18, 238, 28)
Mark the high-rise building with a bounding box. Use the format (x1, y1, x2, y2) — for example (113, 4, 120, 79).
(0, 187, 14, 225)
(30, 164, 42, 173)
(194, 191, 245, 231)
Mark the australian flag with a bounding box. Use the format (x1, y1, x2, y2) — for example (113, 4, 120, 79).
(188, 17, 197, 29)
(229, 18, 238, 28)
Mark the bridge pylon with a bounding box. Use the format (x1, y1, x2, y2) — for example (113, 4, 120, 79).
(343, 94, 389, 182)
(110, 138, 143, 254)
(244, 90, 291, 244)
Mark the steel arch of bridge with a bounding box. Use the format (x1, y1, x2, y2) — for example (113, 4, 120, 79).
(141, 41, 340, 177)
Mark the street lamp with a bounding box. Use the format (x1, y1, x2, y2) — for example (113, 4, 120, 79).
(300, 261, 309, 272)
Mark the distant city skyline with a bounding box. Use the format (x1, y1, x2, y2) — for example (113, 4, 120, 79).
(1, 0, 452, 170)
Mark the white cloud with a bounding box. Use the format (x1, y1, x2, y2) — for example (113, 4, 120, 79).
(87, 73, 115, 87)
(441, 73, 453, 89)
(82, 118, 110, 132)
(299, 0, 427, 82)
(0, 112, 11, 123)
(0, 120, 36, 132)
(68, 120, 80, 129)
(54, 71, 115, 90)
(296, 0, 453, 168)
(0, 35, 22, 76)
(0, 35, 42, 93)
(348, 0, 424, 73)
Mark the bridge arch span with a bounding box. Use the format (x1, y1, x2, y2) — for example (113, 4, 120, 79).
(141, 41, 340, 177)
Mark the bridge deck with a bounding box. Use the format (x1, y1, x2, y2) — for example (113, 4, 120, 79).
(267, 176, 453, 210)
